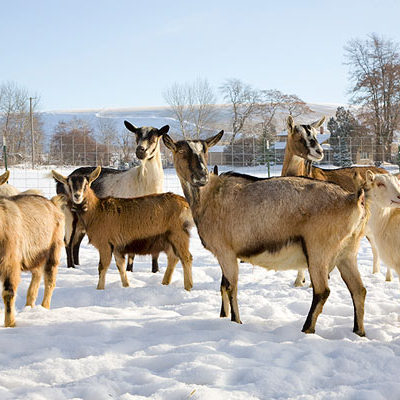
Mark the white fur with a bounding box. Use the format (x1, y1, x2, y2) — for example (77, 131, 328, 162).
(364, 173, 400, 282)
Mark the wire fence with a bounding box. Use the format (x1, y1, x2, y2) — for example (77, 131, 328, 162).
(2, 136, 400, 198)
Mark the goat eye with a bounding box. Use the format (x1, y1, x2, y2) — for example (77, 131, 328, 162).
(178, 149, 185, 154)
(377, 182, 385, 188)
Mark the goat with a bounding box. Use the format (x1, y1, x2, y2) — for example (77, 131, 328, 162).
(52, 167, 194, 291)
(362, 172, 400, 281)
(283, 115, 389, 286)
(0, 193, 64, 327)
(163, 130, 368, 336)
(56, 121, 167, 272)
(0, 170, 43, 196)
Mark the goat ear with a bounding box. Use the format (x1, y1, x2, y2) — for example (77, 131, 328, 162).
(162, 133, 177, 152)
(0, 170, 10, 186)
(287, 115, 295, 133)
(157, 125, 170, 136)
(366, 170, 375, 184)
(205, 130, 224, 148)
(52, 170, 68, 185)
(311, 116, 326, 129)
(124, 121, 138, 133)
(88, 166, 101, 186)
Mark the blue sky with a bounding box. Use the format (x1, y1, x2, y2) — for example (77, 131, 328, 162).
(1, 0, 399, 111)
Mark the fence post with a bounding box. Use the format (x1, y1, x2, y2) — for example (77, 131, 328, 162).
(3, 136, 7, 171)
(266, 139, 270, 178)
(398, 144, 400, 169)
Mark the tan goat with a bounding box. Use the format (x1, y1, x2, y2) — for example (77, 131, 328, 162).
(0, 193, 64, 327)
(0, 170, 43, 197)
(163, 130, 368, 336)
(52, 167, 193, 291)
(283, 115, 389, 285)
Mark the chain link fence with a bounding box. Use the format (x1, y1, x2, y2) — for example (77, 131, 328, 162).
(2, 135, 399, 198)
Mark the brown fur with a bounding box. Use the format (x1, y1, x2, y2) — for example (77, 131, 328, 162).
(0, 194, 64, 327)
(163, 131, 368, 336)
(52, 167, 193, 291)
(283, 115, 387, 285)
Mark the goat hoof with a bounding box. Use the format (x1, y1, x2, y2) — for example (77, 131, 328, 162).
(354, 328, 366, 337)
(301, 327, 315, 334)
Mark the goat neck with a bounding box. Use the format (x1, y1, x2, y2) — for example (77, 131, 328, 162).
(282, 151, 310, 177)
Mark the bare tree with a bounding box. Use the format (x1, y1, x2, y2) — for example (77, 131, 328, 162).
(50, 118, 109, 166)
(118, 126, 135, 164)
(163, 78, 217, 139)
(0, 81, 43, 165)
(163, 83, 191, 138)
(219, 78, 259, 144)
(96, 118, 119, 165)
(345, 33, 400, 162)
(281, 93, 312, 118)
(254, 89, 285, 141)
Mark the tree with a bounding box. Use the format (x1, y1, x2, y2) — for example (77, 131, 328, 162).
(220, 78, 259, 144)
(96, 118, 119, 165)
(281, 93, 312, 118)
(50, 118, 109, 165)
(345, 33, 400, 163)
(328, 117, 341, 166)
(163, 78, 217, 139)
(0, 81, 44, 165)
(328, 107, 354, 167)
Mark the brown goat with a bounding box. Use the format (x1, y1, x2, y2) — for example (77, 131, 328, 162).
(283, 115, 388, 285)
(0, 194, 64, 327)
(52, 167, 193, 291)
(163, 131, 368, 336)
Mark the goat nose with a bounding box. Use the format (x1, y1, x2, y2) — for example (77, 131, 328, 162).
(137, 146, 144, 152)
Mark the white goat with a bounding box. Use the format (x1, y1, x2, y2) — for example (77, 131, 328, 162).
(364, 172, 400, 280)
(56, 121, 167, 271)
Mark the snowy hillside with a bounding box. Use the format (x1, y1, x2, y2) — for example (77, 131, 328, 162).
(1, 168, 400, 399)
(39, 102, 340, 146)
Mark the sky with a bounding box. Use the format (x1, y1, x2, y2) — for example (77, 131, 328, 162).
(1, 0, 400, 111)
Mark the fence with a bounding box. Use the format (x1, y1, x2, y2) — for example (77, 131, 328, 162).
(2, 136, 400, 198)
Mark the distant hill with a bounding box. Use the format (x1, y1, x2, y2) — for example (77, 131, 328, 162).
(39, 103, 341, 148)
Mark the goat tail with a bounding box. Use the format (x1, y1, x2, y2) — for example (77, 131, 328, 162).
(182, 207, 195, 234)
(50, 194, 68, 210)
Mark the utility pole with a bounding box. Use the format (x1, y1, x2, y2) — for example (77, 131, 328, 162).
(29, 97, 36, 169)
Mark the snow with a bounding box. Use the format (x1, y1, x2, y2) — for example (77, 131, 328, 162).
(1, 167, 400, 399)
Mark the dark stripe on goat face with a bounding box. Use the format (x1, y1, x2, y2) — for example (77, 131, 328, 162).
(135, 128, 160, 160)
(187, 141, 209, 184)
(238, 236, 305, 258)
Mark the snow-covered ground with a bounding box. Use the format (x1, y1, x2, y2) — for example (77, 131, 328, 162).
(1, 167, 400, 400)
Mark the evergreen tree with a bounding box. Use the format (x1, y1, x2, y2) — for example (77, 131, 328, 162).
(327, 117, 341, 166)
(328, 107, 355, 167)
(336, 107, 352, 167)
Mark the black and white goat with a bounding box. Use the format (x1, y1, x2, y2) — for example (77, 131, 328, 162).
(56, 121, 168, 271)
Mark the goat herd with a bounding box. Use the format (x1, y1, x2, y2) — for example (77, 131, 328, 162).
(1, 117, 400, 338)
